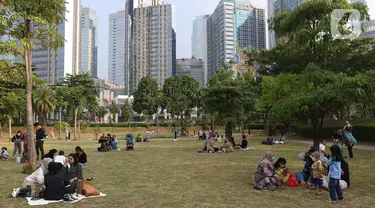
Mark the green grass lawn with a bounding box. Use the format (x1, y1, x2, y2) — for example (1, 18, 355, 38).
(1, 138, 374, 208)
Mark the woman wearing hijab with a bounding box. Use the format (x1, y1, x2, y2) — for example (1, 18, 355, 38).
(342, 121, 357, 158)
(22, 158, 53, 198)
(252, 151, 281, 190)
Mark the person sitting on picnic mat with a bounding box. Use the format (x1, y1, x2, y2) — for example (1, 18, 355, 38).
(21, 158, 53, 198)
(67, 154, 84, 197)
(43, 162, 81, 203)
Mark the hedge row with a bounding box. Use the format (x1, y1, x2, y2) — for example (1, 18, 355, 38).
(87, 122, 174, 128)
(295, 123, 375, 142)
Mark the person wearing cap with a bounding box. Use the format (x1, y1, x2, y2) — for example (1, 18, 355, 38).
(34, 122, 46, 160)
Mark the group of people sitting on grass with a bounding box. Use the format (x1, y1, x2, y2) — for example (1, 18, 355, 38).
(261, 133, 286, 145)
(135, 133, 150, 142)
(252, 144, 350, 203)
(199, 135, 253, 153)
(97, 134, 120, 152)
(13, 146, 90, 203)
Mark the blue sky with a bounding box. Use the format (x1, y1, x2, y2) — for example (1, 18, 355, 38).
(81, 0, 375, 80)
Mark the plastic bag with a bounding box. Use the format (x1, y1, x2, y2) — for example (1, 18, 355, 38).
(287, 174, 299, 187)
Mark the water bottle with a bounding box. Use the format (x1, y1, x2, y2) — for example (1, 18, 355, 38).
(16, 156, 21, 163)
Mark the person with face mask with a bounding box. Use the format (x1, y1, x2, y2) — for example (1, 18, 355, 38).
(252, 151, 281, 190)
(274, 158, 289, 184)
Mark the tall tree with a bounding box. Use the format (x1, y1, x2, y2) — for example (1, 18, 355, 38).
(33, 86, 56, 127)
(0, 0, 66, 169)
(257, 0, 375, 148)
(121, 103, 133, 125)
(58, 73, 99, 140)
(132, 76, 160, 121)
(204, 69, 257, 140)
(163, 75, 201, 132)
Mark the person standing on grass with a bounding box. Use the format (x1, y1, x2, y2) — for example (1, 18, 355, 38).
(12, 130, 23, 157)
(310, 151, 324, 195)
(342, 121, 356, 158)
(327, 145, 344, 203)
(34, 122, 46, 161)
(50, 128, 55, 140)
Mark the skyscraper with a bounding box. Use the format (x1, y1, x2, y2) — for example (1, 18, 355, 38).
(207, 0, 266, 80)
(81, 7, 98, 78)
(133, 0, 176, 89)
(192, 15, 209, 85)
(108, 11, 126, 86)
(176, 58, 205, 86)
(32, 0, 82, 84)
(268, 0, 308, 48)
(125, 0, 139, 95)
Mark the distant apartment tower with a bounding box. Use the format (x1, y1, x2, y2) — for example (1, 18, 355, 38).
(207, 0, 266, 80)
(125, 0, 139, 95)
(192, 15, 209, 86)
(176, 58, 205, 86)
(81, 7, 98, 78)
(268, 0, 308, 48)
(133, 0, 176, 89)
(108, 11, 126, 86)
(32, 0, 81, 84)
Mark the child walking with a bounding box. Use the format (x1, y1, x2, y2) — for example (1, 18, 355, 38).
(328, 145, 344, 203)
(311, 151, 324, 195)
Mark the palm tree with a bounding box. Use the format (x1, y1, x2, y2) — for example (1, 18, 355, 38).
(33, 86, 56, 127)
(107, 101, 119, 123)
(97, 106, 107, 123)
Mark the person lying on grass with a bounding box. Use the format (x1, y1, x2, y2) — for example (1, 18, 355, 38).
(274, 158, 290, 184)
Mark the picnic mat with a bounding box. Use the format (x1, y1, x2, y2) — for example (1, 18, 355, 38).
(26, 193, 106, 206)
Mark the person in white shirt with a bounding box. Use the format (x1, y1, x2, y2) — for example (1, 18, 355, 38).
(54, 150, 68, 167)
(319, 139, 328, 162)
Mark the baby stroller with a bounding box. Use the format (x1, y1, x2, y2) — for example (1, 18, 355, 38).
(126, 133, 134, 151)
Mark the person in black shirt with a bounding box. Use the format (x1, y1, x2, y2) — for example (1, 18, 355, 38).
(75, 146, 87, 168)
(34, 123, 46, 160)
(240, 135, 248, 149)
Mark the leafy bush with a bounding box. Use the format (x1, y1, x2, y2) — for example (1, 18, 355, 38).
(295, 119, 375, 142)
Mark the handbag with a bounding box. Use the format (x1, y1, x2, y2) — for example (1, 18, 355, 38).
(287, 174, 299, 187)
(82, 183, 100, 197)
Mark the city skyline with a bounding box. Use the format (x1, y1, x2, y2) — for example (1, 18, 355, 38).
(79, 0, 374, 80)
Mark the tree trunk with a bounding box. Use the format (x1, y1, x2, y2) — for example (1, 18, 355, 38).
(44, 112, 47, 128)
(25, 41, 37, 170)
(0, 122, 2, 137)
(312, 118, 320, 150)
(74, 108, 78, 140)
(59, 107, 62, 140)
(78, 122, 81, 139)
(226, 122, 234, 146)
(8, 117, 11, 139)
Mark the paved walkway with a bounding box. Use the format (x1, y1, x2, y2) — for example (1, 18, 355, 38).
(1, 136, 374, 150)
